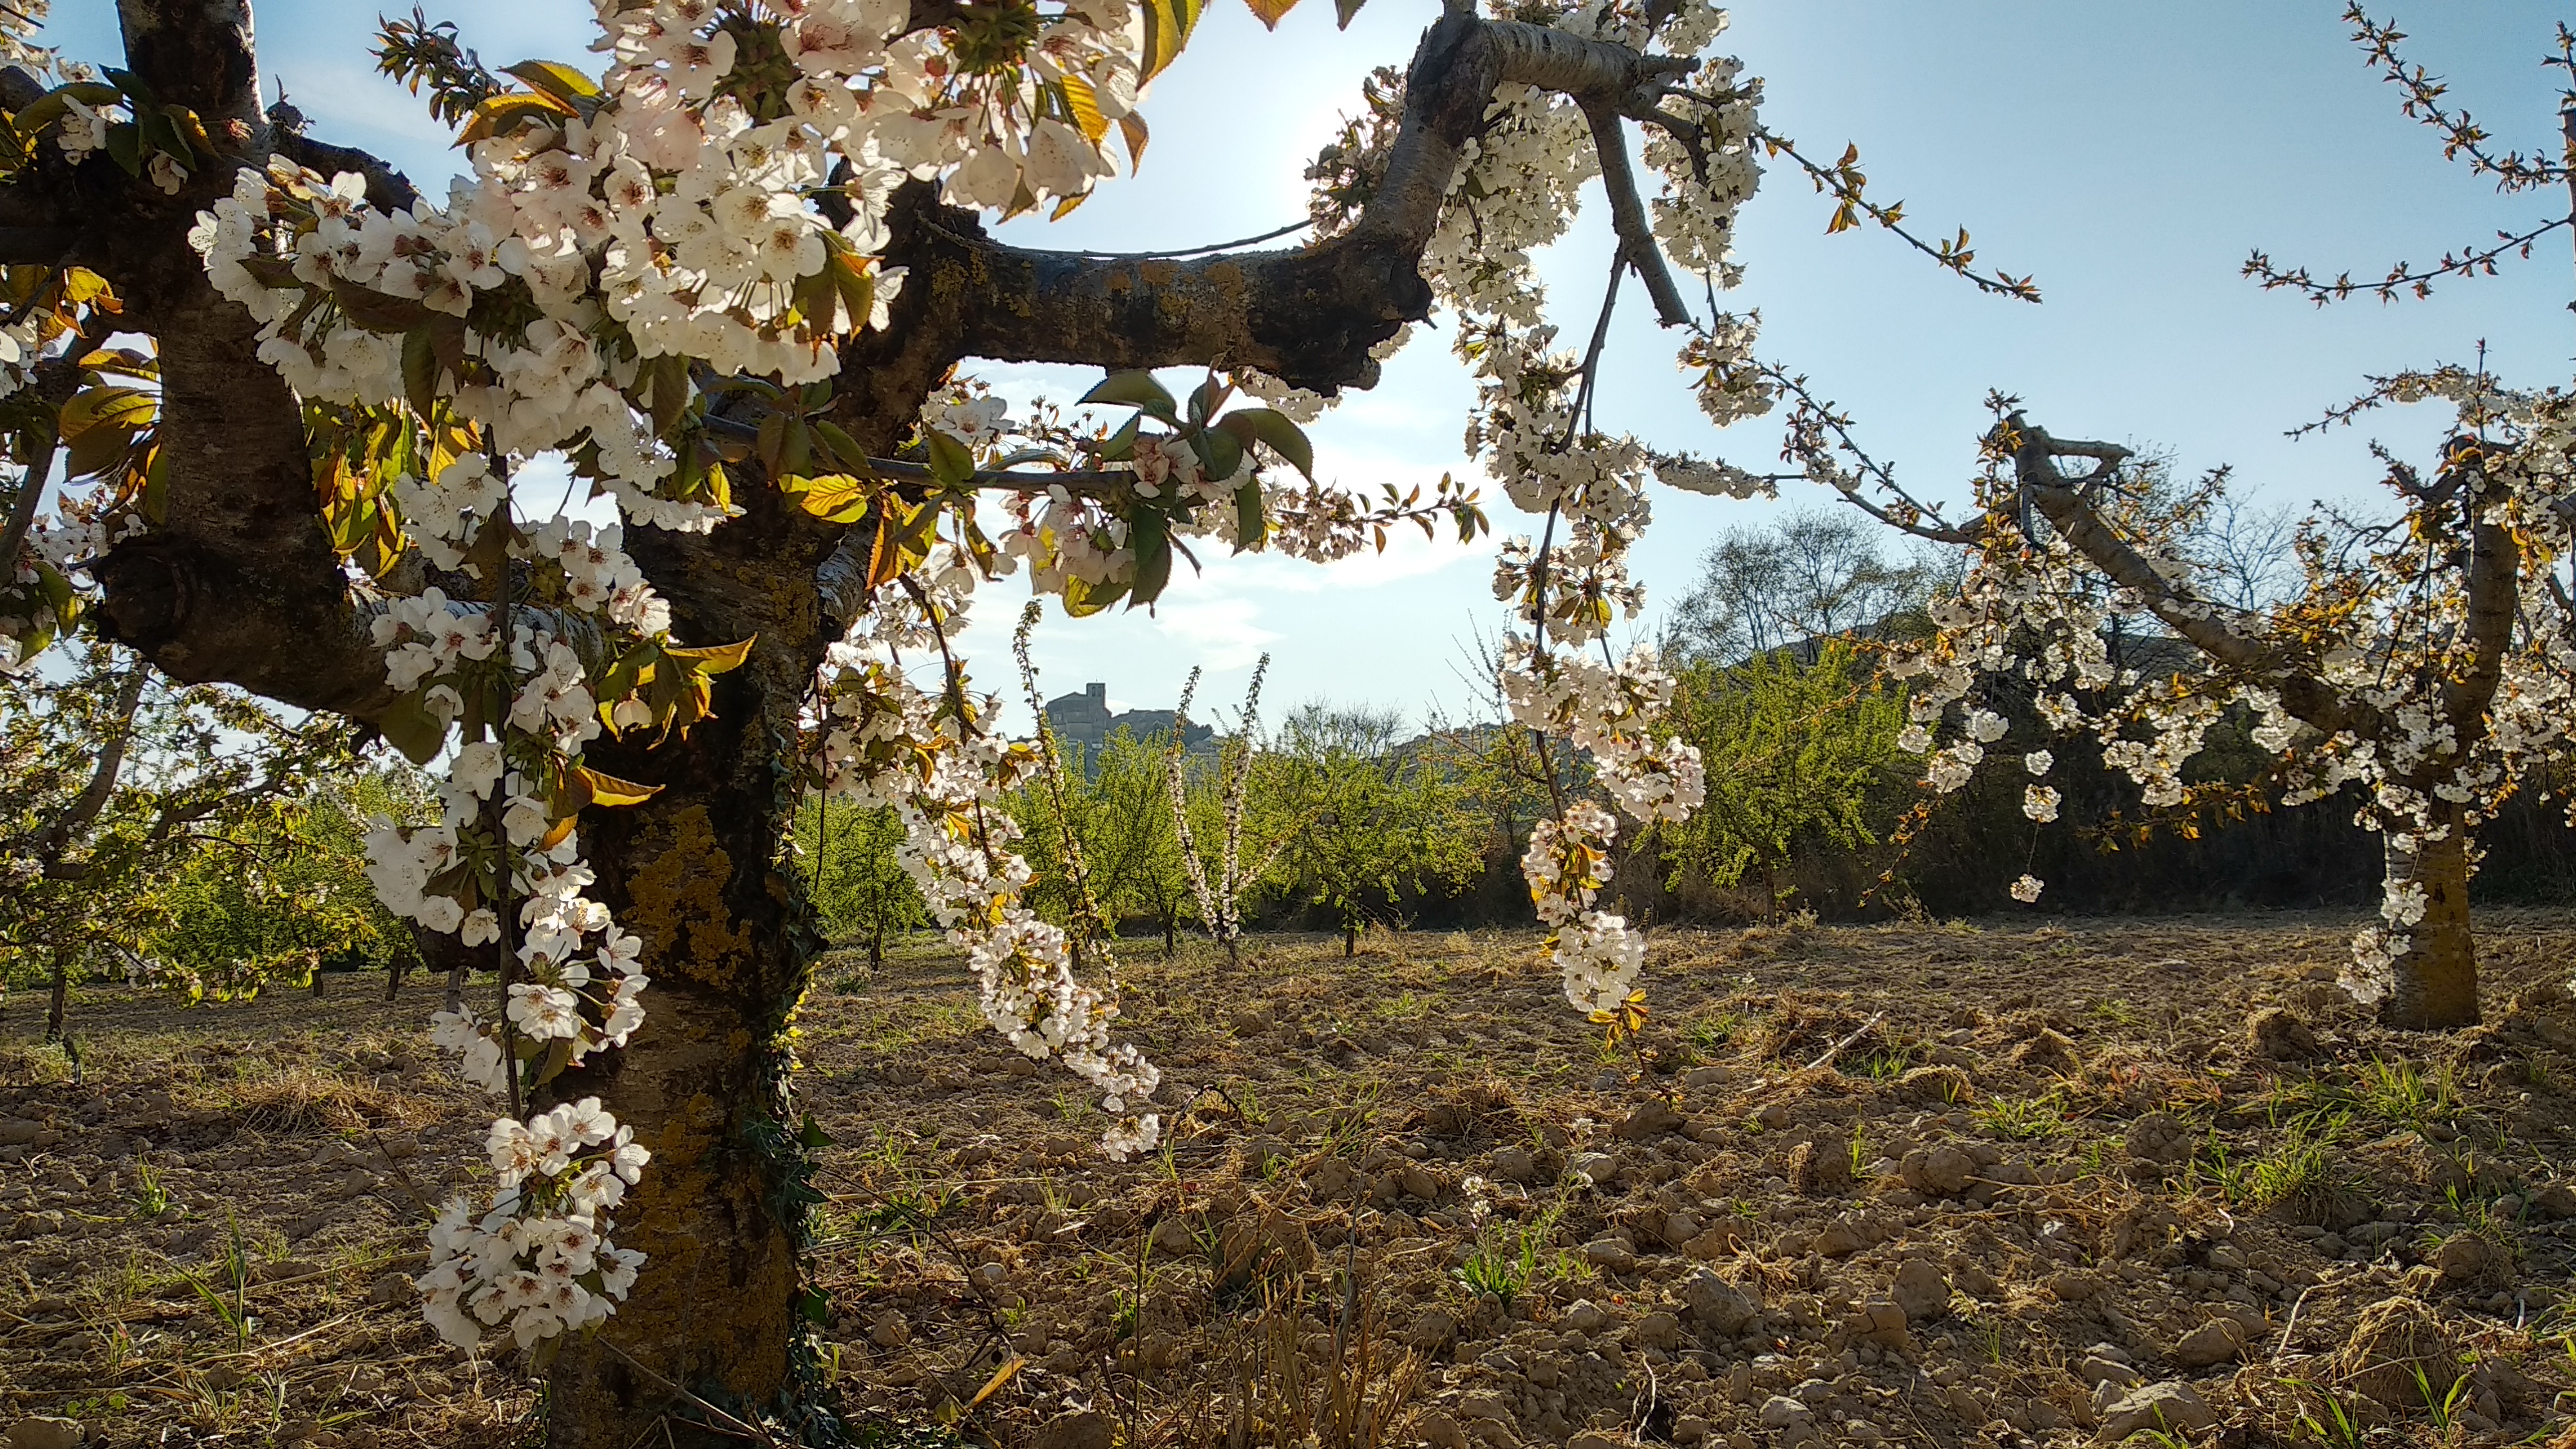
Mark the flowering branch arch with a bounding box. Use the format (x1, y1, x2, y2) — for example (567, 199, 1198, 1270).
(0, 0, 2013, 1436)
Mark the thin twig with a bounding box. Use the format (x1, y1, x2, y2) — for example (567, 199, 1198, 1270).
(596, 1338, 782, 1444)
(1803, 1010, 1886, 1073)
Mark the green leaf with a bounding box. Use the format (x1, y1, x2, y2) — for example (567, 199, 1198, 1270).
(378, 690, 449, 765)
(796, 1285, 833, 1325)
(1190, 425, 1242, 484)
(12, 82, 124, 136)
(1333, 0, 1367, 27)
(1216, 408, 1314, 479)
(330, 281, 433, 336)
(1079, 370, 1179, 425)
(401, 326, 440, 420)
(102, 121, 142, 178)
(797, 1113, 835, 1150)
(1127, 508, 1174, 608)
(923, 428, 976, 488)
(1097, 413, 1141, 462)
(640, 354, 691, 435)
(810, 420, 873, 474)
(1233, 480, 1268, 552)
(1141, 0, 1206, 80)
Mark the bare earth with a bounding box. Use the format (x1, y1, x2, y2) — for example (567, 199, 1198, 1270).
(8, 913, 2576, 1448)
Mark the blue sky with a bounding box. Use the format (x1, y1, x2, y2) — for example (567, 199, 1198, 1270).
(48, 3, 2571, 728)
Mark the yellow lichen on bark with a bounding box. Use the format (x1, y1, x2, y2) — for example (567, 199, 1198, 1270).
(625, 805, 752, 986)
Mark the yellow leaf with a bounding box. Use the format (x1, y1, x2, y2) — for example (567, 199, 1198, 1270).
(457, 90, 577, 147)
(1242, 0, 1299, 27)
(663, 637, 757, 676)
(576, 766, 662, 808)
(59, 384, 156, 440)
(1141, 0, 1204, 80)
(1058, 76, 1109, 146)
(967, 1357, 1025, 1410)
(783, 471, 873, 524)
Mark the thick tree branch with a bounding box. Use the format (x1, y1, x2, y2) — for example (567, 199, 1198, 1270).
(115, 0, 265, 139)
(1584, 101, 1690, 327)
(31, 663, 147, 868)
(2008, 414, 2380, 741)
(900, 14, 1699, 395)
(2445, 452, 2516, 761)
(13, 0, 396, 722)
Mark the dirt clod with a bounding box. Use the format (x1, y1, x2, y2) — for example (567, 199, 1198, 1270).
(1899, 1143, 1975, 1196)
(1613, 1098, 1684, 1140)
(1891, 1258, 1949, 1323)
(2101, 1381, 2216, 1438)
(5, 1419, 83, 1449)
(2335, 1295, 2463, 1408)
(2170, 1315, 2245, 1368)
(2249, 1005, 2322, 1059)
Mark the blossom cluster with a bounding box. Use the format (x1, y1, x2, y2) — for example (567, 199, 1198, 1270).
(1421, 0, 1759, 1021)
(417, 1097, 650, 1347)
(807, 518, 1164, 1156)
(350, 444, 670, 1350)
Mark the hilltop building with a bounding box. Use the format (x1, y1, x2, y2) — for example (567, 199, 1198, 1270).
(1042, 682, 1213, 759)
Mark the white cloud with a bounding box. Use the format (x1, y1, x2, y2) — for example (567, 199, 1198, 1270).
(1150, 592, 1280, 671)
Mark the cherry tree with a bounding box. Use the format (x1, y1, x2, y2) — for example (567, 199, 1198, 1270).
(1757, 8, 2576, 1031)
(0, 0, 1810, 1435)
(1, 634, 367, 1037)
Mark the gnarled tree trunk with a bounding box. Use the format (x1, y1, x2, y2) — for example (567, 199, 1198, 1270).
(533, 504, 838, 1446)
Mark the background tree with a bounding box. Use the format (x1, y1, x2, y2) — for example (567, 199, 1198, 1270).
(1750, 13, 2576, 1031)
(1658, 638, 1904, 918)
(144, 765, 428, 1001)
(1264, 702, 1481, 954)
(1661, 508, 1940, 665)
(793, 795, 924, 965)
(1, 636, 367, 1039)
(1004, 727, 1189, 951)
(1087, 728, 1193, 952)
(1168, 659, 1286, 969)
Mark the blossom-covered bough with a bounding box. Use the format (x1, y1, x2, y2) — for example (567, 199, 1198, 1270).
(1, 0, 1935, 1438)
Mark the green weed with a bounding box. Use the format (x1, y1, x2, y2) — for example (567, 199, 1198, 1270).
(1975, 1093, 2070, 1141)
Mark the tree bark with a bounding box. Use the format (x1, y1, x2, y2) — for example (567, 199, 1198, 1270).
(44, 949, 68, 1044)
(2378, 810, 2481, 1030)
(540, 674, 819, 1447)
(533, 498, 835, 1444)
(1343, 923, 1359, 958)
